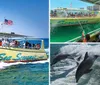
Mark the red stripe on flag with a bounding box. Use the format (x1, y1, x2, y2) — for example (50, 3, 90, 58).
(8, 20, 13, 25)
(4, 19, 13, 25)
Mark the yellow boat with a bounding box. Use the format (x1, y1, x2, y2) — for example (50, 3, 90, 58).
(0, 32, 48, 63)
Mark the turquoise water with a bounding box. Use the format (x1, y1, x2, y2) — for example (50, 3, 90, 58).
(51, 23, 100, 42)
(0, 63, 49, 85)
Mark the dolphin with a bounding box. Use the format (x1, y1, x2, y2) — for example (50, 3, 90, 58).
(51, 53, 78, 66)
(77, 56, 82, 61)
(51, 54, 70, 66)
(75, 52, 99, 82)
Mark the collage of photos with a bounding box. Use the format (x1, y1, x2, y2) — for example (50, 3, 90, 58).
(0, 0, 100, 85)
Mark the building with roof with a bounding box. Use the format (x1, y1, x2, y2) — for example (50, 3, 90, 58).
(87, 5, 100, 11)
(81, 0, 100, 5)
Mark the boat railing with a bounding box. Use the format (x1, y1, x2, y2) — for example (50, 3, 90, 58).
(0, 40, 45, 50)
(67, 28, 100, 42)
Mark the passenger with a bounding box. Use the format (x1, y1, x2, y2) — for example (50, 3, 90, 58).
(2, 38, 6, 47)
(36, 44, 40, 49)
(0, 40, 2, 46)
(23, 42, 26, 48)
(85, 34, 90, 42)
(10, 40, 15, 47)
(29, 43, 31, 49)
(15, 40, 19, 47)
(82, 31, 87, 42)
(17, 41, 20, 47)
(5, 39, 10, 47)
(25, 41, 31, 48)
(96, 32, 100, 42)
(98, 33, 100, 41)
(25, 41, 28, 48)
(32, 44, 35, 49)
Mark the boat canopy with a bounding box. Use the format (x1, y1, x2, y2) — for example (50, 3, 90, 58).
(0, 32, 45, 50)
(53, 7, 96, 13)
(81, 0, 100, 5)
(0, 32, 28, 38)
(0, 32, 43, 42)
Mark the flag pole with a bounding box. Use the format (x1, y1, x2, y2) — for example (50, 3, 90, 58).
(2, 17, 5, 32)
(2, 17, 6, 32)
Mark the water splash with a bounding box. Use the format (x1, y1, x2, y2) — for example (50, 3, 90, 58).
(0, 47, 49, 70)
(0, 61, 26, 69)
(0, 59, 49, 70)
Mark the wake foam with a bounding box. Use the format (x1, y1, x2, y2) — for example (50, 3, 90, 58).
(0, 59, 49, 70)
(0, 48, 49, 70)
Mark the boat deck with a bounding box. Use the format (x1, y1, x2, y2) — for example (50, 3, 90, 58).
(0, 46, 45, 53)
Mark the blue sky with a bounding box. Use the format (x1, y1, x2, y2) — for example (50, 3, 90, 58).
(0, 0, 48, 38)
(50, 0, 93, 9)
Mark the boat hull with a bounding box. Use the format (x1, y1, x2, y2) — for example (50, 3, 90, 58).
(50, 17, 100, 27)
(0, 47, 47, 63)
(50, 17, 100, 42)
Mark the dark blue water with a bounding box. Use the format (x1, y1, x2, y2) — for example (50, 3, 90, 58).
(36, 38, 49, 49)
(19, 38, 49, 49)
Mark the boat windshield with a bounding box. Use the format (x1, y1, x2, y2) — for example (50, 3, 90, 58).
(0, 38, 42, 50)
(0, 33, 42, 50)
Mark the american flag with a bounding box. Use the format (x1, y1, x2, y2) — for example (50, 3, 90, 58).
(4, 19, 13, 25)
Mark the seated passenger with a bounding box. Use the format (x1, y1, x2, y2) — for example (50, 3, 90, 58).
(25, 41, 28, 48)
(32, 44, 35, 49)
(0, 40, 2, 46)
(96, 32, 100, 42)
(2, 38, 6, 47)
(82, 31, 86, 42)
(36, 44, 40, 49)
(14, 40, 19, 47)
(5, 39, 10, 47)
(10, 40, 15, 47)
(25, 41, 31, 48)
(29, 43, 31, 49)
(23, 42, 26, 48)
(85, 34, 90, 42)
(17, 41, 19, 46)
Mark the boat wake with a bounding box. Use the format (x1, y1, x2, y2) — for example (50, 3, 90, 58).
(0, 59, 49, 70)
(0, 61, 26, 69)
(45, 48, 49, 55)
(0, 48, 49, 70)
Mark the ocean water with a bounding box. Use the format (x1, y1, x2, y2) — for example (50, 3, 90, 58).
(27, 38, 49, 49)
(50, 22, 100, 42)
(51, 44, 100, 85)
(0, 38, 49, 85)
(17, 38, 49, 49)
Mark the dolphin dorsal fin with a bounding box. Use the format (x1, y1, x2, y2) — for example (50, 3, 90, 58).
(84, 52, 89, 61)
